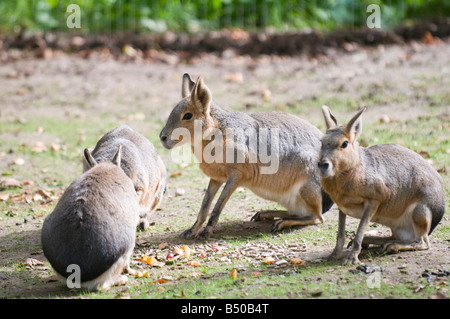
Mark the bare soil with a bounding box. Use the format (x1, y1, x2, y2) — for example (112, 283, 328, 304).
(0, 31, 448, 299)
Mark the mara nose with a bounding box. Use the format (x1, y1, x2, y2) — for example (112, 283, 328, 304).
(318, 159, 330, 170)
(160, 133, 168, 143)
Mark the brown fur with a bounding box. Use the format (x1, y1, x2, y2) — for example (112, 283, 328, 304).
(318, 105, 445, 264)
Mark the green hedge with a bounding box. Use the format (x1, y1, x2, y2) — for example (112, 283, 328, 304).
(1, 0, 449, 34)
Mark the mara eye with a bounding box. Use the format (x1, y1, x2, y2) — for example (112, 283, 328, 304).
(341, 141, 349, 149)
(182, 113, 193, 120)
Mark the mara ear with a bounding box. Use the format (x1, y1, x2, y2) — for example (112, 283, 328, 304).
(321, 105, 338, 130)
(190, 75, 212, 112)
(344, 107, 366, 143)
(181, 73, 196, 98)
(112, 145, 122, 167)
(84, 148, 97, 168)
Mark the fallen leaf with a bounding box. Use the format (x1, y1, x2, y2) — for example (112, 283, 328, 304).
(262, 257, 275, 264)
(188, 261, 201, 267)
(290, 258, 304, 265)
(252, 272, 261, 276)
(50, 143, 61, 152)
(0, 193, 10, 201)
(419, 151, 430, 158)
(153, 278, 167, 284)
(225, 72, 244, 83)
(158, 242, 169, 250)
(182, 245, 193, 259)
(138, 255, 165, 267)
(230, 268, 237, 280)
(32, 193, 43, 202)
(31, 141, 47, 153)
(173, 246, 183, 255)
(0, 177, 21, 188)
(170, 171, 182, 178)
(261, 89, 271, 102)
(123, 44, 137, 57)
(37, 189, 51, 199)
(22, 258, 44, 269)
(189, 272, 203, 278)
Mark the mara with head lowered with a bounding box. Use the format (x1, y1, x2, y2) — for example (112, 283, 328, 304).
(318, 105, 445, 264)
(41, 147, 139, 292)
(159, 73, 333, 239)
(83, 125, 167, 230)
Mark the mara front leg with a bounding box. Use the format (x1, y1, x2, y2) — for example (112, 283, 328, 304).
(328, 210, 346, 261)
(198, 171, 242, 239)
(344, 199, 380, 264)
(181, 179, 223, 239)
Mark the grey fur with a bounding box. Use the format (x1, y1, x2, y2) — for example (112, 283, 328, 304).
(83, 125, 167, 230)
(42, 148, 139, 291)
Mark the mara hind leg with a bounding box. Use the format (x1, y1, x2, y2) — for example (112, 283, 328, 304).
(382, 203, 432, 254)
(251, 210, 291, 222)
(87, 252, 133, 292)
(271, 183, 324, 232)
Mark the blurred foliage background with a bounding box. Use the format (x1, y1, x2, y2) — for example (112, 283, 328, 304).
(0, 0, 449, 34)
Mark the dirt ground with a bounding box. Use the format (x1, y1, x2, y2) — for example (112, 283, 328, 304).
(0, 33, 448, 299)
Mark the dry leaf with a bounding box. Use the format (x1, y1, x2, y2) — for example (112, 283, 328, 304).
(188, 261, 201, 267)
(31, 141, 47, 153)
(22, 258, 44, 269)
(182, 245, 192, 259)
(158, 242, 169, 250)
(138, 255, 165, 267)
(173, 246, 183, 255)
(262, 257, 275, 264)
(0, 193, 10, 201)
(290, 258, 303, 265)
(0, 177, 21, 188)
(37, 189, 51, 199)
(230, 268, 237, 280)
(261, 89, 271, 102)
(50, 143, 61, 152)
(189, 272, 203, 278)
(170, 171, 182, 178)
(153, 278, 167, 284)
(225, 72, 244, 83)
(32, 194, 43, 202)
(419, 150, 430, 158)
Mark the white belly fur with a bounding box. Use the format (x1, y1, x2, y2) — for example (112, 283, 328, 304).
(250, 181, 308, 215)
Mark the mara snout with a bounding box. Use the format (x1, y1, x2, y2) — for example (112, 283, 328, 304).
(42, 147, 139, 292)
(159, 73, 333, 240)
(84, 125, 167, 230)
(319, 105, 445, 264)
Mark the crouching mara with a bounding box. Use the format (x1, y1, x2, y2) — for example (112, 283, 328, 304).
(318, 105, 445, 264)
(41, 147, 139, 291)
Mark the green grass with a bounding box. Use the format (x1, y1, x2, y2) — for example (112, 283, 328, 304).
(1, 0, 450, 34)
